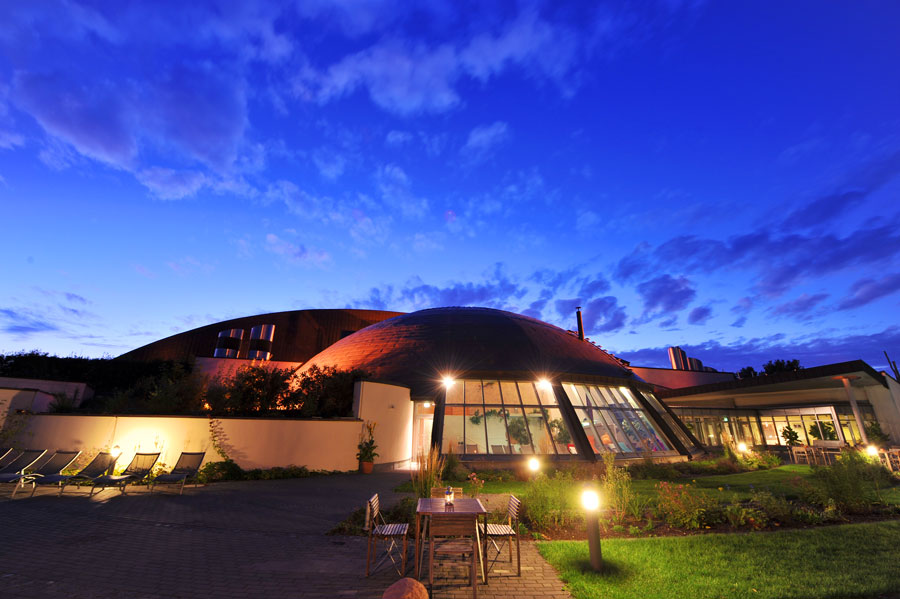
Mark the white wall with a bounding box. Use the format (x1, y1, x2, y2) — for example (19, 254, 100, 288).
(3, 380, 415, 472)
(353, 381, 413, 467)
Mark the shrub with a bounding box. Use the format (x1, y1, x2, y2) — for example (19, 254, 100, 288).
(751, 489, 793, 523)
(601, 453, 634, 524)
(655, 481, 722, 529)
(807, 449, 893, 513)
(197, 460, 245, 483)
(628, 525, 642, 536)
(723, 497, 768, 529)
(411, 447, 444, 498)
(524, 471, 580, 530)
(629, 458, 680, 480)
(441, 446, 466, 481)
(792, 506, 824, 525)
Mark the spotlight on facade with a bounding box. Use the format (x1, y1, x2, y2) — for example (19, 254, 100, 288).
(528, 457, 540, 473)
(581, 487, 602, 571)
(866, 445, 878, 457)
(442, 376, 455, 389)
(737, 442, 748, 453)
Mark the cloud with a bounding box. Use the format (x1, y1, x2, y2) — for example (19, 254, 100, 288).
(137, 168, 208, 200)
(461, 121, 509, 162)
(385, 130, 413, 147)
(770, 293, 829, 319)
(0, 129, 24, 149)
(0, 308, 60, 335)
(264, 233, 331, 267)
(838, 274, 900, 310)
(581, 296, 627, 333)
(636, 275, 696, 319)
(312, 149, 347, 180)
(376, 164, 428, 218)
(617, 326, 900, 373)
(687, 305, 712, 325)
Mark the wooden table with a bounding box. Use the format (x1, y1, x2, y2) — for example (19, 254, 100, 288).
(414, 497, 489, 583)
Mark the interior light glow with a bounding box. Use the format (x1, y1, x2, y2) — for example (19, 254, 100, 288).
(581, 489, 600, 511)
(528, 457, 540, 472)
(423, 402, 431, 409)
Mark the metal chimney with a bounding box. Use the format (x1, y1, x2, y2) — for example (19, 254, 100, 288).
(576, 306, 585, 341)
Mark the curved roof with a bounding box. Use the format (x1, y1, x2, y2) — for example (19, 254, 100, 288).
(301, 307, 639, 396)
(117, 309, 404, 363)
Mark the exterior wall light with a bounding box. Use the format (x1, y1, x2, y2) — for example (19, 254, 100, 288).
(442, 376, 455, 389)
(537, 379, 552, 391)
(110, 445, 122, 459)
(527, 457, 540, 473)
(737, 442, 748, 453)
(581, 487, 602, 571)
(866, 445, 879, 457)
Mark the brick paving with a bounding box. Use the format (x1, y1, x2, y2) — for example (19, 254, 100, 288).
(0, 474, 572, 599)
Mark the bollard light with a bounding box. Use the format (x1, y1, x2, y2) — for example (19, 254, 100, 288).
(581, 487, 603, 571)
(528, 457, 540, 473)
(737, 442, 748, 453)
(866, 445, 878, 457)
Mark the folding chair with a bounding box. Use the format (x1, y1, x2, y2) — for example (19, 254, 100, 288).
(429, 512, 479, 598)
(479, 495, 521, 576)
(149, 451, 205, 494)
(365, 493, 409, 577)
(90, 452, 160, 495)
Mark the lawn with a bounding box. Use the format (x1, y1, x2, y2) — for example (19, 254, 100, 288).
(538, 521, 900, 599)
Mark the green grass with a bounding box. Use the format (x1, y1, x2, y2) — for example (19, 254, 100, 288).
(538, 521, 900, 599)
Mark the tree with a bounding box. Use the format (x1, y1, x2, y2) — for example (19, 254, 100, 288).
(763, 359, 802, 375)
(738, 366, 758, 379)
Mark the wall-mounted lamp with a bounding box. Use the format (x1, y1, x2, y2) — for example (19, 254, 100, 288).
(442, 376, 455, 389)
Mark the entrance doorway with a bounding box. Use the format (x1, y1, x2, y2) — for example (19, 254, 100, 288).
(412, 401, 435, 461)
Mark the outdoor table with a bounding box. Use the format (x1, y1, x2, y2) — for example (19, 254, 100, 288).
(414, 497, 489, 584)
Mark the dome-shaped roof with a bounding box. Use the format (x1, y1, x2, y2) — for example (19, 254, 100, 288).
(301, 307, 638, 396)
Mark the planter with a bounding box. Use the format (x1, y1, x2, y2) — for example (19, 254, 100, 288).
(360, 461, 374, 474)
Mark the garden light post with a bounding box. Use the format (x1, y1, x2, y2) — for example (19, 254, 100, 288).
(737, 442, 748, 453)
(581, 487, 602, 572)
(108, 445, 121, 476)
(527, 457, 540, 478)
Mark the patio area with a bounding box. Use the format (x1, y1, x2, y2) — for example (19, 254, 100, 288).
(0, 472, 571, 599)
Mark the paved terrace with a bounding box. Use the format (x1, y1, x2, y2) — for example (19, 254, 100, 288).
(0, 473, 572, 599)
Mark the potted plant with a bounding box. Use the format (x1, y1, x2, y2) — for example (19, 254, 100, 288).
(357, 420, 378, 474)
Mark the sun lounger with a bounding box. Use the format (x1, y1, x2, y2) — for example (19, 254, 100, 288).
(0, 448, 18, 469)
(90, 452, 160, 495)
(33, 451, 117, 496)
(8, 451, 81, 498)
(149, 451, 205, 495)
(0, 449, 47, 481)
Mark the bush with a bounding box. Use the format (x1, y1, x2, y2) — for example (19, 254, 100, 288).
(197, 460, 245, 483)
(751, 489, 793, 523)
(601, 453, 634, 524)
(723, 497, 768, 529)
(411, 447, 444, 498)
(807, 449, 894, 513)
(629, 458, 680, 480)
(655, 481, 722, 529)
(524, 471, 580, 530)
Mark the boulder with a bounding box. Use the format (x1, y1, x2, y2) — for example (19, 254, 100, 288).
(382, 577, 428, 599)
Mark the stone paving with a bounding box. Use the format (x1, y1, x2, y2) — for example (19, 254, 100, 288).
(0, 473, 572, 599)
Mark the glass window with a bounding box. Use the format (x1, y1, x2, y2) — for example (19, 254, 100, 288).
(562, 383, 585, 406)
(760, 418, 778, 446)
(536, 382, 557, 405)
(464, 406, 487, 454)
(443, 406, 465, 454)
(500, 381, 520, 406)
(594, 408, 636, 452)
(524, 406, 556, 454)
(519, 381, 541, 405)
(485, 408, 509, 454)
(545, 408, 575, 454)
(482, 380, 502, 405)
(464, 380, 482, 406)
(617, 387, 644, 410)
(446, 381, 463, 404)
(505, 407, 534, 454)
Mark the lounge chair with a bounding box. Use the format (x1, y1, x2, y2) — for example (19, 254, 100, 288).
(9, 451, 81, 498)
(32, 451, 118, 495)
(89, 452, 160, 495)
(149, 451, 205, 495)
(0, 448, 17, 469)
(0, 449, 47, 485)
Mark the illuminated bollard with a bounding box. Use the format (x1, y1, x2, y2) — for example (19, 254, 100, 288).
(581, 487, 602, 572)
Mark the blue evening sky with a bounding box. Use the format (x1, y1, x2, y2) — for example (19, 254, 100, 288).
(1, 1, 899, 372)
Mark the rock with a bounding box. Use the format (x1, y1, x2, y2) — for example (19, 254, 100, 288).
(382, 577, 428, 599)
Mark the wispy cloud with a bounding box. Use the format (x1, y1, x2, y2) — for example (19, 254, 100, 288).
(838, 274, 900, 310)
(461, 121, 509, 163)
(264, 233, 331, 267)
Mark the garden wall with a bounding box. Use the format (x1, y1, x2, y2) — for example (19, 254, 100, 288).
(9, 381, 415, 472)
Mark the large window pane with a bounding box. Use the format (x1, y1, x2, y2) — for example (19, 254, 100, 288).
(500, 381, 520, 406)
(446, 381, 463, 404)
(443, 406, 465, 454)
(536, 383, 557, 405)
(464, 380, 482, 406)
(519, 381, 540, 405)
(485, 408, 509, 454)
(482, 380, 502, 405)
(464, 406, 487, 454)
(524, 406, 556, 454)
(545, 408, 575, 454)
(595, 409, 635, 452)
(574, 408, 609, 454)
(563, 383, 585, 406)
(505, 407, 534, 454)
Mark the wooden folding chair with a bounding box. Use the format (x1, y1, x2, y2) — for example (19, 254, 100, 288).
(479, 495, 521, 576)
(365, 493, 408, 577)
(429, 512, 478, 598)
